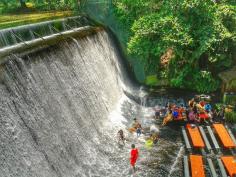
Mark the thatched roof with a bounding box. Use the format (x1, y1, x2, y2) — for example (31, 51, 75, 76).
(218, 66, 236, 83)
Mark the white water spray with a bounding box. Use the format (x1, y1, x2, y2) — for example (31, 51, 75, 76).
(167, 145, 185, 177)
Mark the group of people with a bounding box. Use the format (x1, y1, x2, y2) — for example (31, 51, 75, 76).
(117, 127, 140, 173)
(117, 118, 160, 173)
(187, 96, 233, 123)
(187, 97, 213, 123)
(117, 130, 139, 172)
(160, 95, 230, 126)
(161, 103, 186, 126)
(117, 118, 143, 146)
(117, 95, 235, 174)
(161, 100, 213, 126)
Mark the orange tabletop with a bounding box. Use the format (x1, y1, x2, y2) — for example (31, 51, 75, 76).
(187, 124, 205, 148)
(190, 155, 206, 177)
(221, 156, 236, 177)
(213, 124, 236, 148)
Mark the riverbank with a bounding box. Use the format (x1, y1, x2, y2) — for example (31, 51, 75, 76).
(0, 11, 72, 29)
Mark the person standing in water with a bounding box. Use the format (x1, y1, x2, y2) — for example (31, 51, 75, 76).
(150, 125, 159, 144)
(130, 144, 139, 172)
(132, 118, 139, 128)
(117, 129, 125, 145)
(136, 123, 142, 137)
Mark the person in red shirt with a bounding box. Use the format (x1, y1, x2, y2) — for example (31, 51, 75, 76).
(130, 144, 139, 172)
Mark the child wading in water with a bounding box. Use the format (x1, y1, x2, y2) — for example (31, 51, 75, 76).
(117, 129, 125, 145)
(136, 124, 142, 137)
(130, 144, 139, 173)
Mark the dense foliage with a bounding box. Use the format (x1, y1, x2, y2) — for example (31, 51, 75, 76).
(0, 0, 78, 14)
(225, 111, 236, 123)
(113, 0, 236, 92)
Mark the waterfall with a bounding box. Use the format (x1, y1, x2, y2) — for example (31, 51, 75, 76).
(0, 28, 184, 177)
(0, 30, 132, 177)
(0, 16, 91, 48)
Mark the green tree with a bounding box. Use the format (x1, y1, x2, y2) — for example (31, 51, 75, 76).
(1, 0, 8, 8)
(20, 0, 27, 8)
(114, 0, 236, 93)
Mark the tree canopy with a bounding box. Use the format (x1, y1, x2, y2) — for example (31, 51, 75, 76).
(114, 0, 236, 92)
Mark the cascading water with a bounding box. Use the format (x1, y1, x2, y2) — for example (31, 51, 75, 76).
(0, 29, 185, 177)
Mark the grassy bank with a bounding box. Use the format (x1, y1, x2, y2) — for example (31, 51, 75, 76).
(0, 11, 73, 29)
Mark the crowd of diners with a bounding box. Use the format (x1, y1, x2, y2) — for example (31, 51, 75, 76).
(117, 95, 234, 147)
(159, 95, 233, 126)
